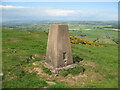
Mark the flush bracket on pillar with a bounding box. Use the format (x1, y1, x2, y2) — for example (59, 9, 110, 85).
(63, 52, 67, 65)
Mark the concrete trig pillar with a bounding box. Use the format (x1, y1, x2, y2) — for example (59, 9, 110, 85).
(43, 24, 76, 73)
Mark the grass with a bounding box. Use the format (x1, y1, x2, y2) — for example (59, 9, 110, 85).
(2, 27, 118, 88)
(41, 65, 52, 75)
(2, 28, 48, 88)
(3, 72, 48, 88)
(48, 82, 70, 88)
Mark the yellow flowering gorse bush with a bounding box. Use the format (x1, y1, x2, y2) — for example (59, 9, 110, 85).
(45, 31, 104, 47)
(69, 35, 104, 47)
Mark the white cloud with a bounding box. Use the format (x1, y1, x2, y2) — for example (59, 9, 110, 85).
(1, 5, 75, 16)
(0, 5, 31, 9)
(45, 9, 75, 16)
(1, 5, 117, 22)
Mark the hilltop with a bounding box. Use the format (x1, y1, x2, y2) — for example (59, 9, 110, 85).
(2, 27, 118, 88)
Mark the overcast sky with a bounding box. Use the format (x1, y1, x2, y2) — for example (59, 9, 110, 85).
(1, 2, 118, 22)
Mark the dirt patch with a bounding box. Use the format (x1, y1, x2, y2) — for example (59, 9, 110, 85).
(80, 61, 96, 68)
(28, 60, 104, 87)
(58, 74, 86, 86)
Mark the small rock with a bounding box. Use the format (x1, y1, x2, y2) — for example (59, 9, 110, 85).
(27, 69, 33, 73)
(32, 62, 36, 66)
(0, 73, 3, 76)
(11, 49, 16, 53)
(33, 68, 39, 72)
(46, 81, 56, 85)
(43, 87, 48, 88)
(80, 74, 87, 78)
(29, 55, 35, 59)
(29, 54, 40, 60)
(55, 74, 59, 77)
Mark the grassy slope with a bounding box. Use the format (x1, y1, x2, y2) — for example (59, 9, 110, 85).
(2, 28, 48, 88)
(2, 28, 118, 88)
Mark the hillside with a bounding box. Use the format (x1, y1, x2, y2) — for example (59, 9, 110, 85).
(2, 28, 118, 88)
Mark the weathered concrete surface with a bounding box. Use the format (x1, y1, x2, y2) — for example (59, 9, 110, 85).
(43, 24, 75, 73)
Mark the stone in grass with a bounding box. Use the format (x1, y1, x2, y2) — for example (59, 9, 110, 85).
(43, 87, 48, 88)
(11, 49, 17, 53)
(0, 73, 3, 76)
(46, 81, 56, 86)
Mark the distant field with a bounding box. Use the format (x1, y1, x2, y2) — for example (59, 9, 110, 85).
(69, 28, 118, 42)
(2, 24, 118, 88)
